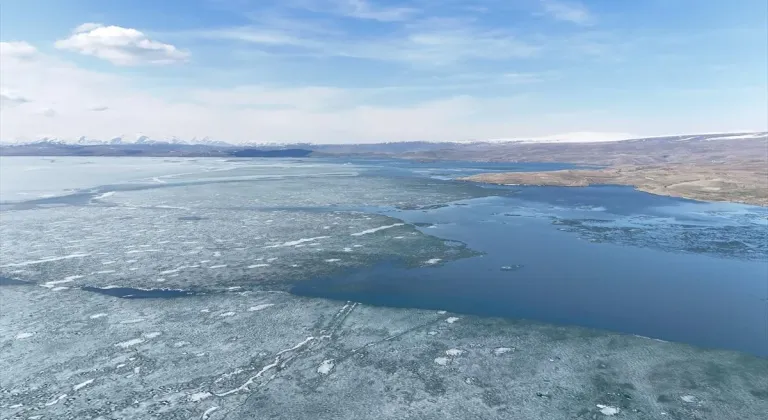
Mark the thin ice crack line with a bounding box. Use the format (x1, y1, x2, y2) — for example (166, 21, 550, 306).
(332, 316, 446, 364)
(287, 315, 448, 379)
(213, 336, 316, 397)
(211, 301, 358, 403)
(326, 301, 358, 337)
(212, 300, 363, 402)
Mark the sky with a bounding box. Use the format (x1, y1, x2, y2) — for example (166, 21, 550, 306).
(0, 0, 766, 144)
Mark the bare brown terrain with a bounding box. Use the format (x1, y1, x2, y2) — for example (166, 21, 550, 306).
(322, 134, 768, 206)
(429, 134, 768, 206)
(461, 162, 768, 206)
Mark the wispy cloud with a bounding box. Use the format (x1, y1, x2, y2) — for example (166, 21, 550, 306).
(540, 0, 593, 25)
(195, 27, 321, 48)
(192, 16, 539, 66)
(55, 23, 190, 66)
(290, 0, 418, 22)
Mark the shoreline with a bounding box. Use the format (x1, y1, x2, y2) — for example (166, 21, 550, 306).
(459, 165, 768, 207)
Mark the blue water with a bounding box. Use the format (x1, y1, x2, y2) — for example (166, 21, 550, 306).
(3, 156, 766, 356)
(294, 162, 768, 357)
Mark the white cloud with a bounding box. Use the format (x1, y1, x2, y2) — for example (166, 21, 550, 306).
(541, 0, 593, 25)
(39, 107, 57, 117)
(0, 90, 31, 107)
(1, 41, 764, 144)
(73, 22, 104, 33)
(89, 105, 110, 112)
(54, 24, 190, 66)
(0, 41, 38, 60)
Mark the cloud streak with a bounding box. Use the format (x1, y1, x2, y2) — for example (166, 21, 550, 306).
(316, 0, 418, 22)
(540, 0, 593, 25)
(194, 17, 539, 66)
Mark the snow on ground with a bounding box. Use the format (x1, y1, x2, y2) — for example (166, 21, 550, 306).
(350, 223, 404, 236)
(597, 405, 621, 416)
(115, 338, 145, 348)
(72, 379, 94, 391)
(434, 357, 450, 366)
(317, 359, 335, 375)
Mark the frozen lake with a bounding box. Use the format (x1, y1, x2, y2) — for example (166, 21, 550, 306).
(1, 156, 767, 419)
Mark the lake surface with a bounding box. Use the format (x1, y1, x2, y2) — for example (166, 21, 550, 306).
(2, 156, 766, 356)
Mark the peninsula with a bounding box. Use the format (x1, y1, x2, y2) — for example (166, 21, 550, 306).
(460, 162, 768, 206)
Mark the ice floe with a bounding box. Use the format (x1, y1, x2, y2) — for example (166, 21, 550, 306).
(446, 317, 460, 324)
(493, 347, 513, 356)
(445, 349, 464, 357)
(424, 258, 442, 265)
(317, 359, 335, 375)
(159, 265, 196, 275)
(0, 253, 90, 268)
(434, 357, 450, 366)
(188, 391, 212, 402)
(72, 379, 94, 391)
(248, 304, 274, 311)
(247, 264, 269, 268)
(596, 405, 620, 416)
(89, 313, 107, 319)
(15, 332, 34, 340)
(93, 191, 115, 200)
(350, 223, 404, 236)
(202, 406, 219, 420)
(115, 338, 145, 348)
(44, 394, 67, 406)
(126, 249, 160, 254)
(265, 236, 329, 248)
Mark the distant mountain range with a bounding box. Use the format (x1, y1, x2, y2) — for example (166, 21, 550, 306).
(1, 132, 766, 162)
(0, 135, 310, 148)
(2, 131, 765, 148)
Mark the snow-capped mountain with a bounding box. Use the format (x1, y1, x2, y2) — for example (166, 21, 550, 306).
(1, 131, 765, 147)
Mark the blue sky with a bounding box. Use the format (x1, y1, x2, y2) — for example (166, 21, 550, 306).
(0, 0, 766, 143)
